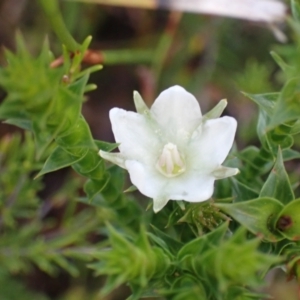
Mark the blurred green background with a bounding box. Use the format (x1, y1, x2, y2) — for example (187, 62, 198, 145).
(0, 0, 299, 299)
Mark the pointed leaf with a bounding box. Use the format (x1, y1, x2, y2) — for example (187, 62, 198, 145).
(56, 116, 97, 150)
(149, 225, 182, 255)
(69, 73, 89, 96)
(95, 140, 119, 152)
(36, 146, 88, 177)
(72, 149, 103, 175)
(133, 91, 150, 115)
(124, 185, 137, 193)
(216, 198, 284, 242)
(177, 222, 228, 260)
(84, 176, 110, 201)
(257, 109, 273, 151)
(282, 148, 300, 161)
(260, 148, 294, 204)
(270, 51, 294, 75)
(269, 78, 300, 129)
(4, 119, 32, 130)
(126, 286, 144, 300)
(99, 150, 126, 169)
(212, 166, 239, 179)
(231, 178, 259, 202)
(202, 99, 227, 120)
(0, 100, 28, 120)
(244, 92, 278, 116)
(290, 119, 300, 135)
(292, 0, 300, 22)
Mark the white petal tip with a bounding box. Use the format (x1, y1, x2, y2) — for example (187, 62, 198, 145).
(153, 197, 169, 213)
(133, 90, 149, 114)
(98, 149, 104, 157)
(99, 150, 126, 169)
(203, 99, 229, 120)
(212, 166, 239, 179)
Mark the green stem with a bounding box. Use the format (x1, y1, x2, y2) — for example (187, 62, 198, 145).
(102, 49, 153, 65)
(38, 0, 79, 52)
(152, 12, 182, 85)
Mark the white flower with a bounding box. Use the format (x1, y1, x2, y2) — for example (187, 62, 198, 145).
(99, 86, 238, 213)
(92, 0, 287, 23)
(169, 0, 286, 23)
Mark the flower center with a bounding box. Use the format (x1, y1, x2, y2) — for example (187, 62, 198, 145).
(156, 143, 186, 177)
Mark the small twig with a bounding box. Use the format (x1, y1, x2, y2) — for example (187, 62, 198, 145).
(50, 49, 153, 68)
(152, 11, 182, 89)
(37, 0, 80, 52)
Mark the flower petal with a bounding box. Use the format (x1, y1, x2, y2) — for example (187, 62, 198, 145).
(153, 197, 169, 213)
(165, 171, 215, 202)
(133, 91, 150, 115)
(150, 86, 202, 145)
(202, 99, 227, 121)
(125, 160, 166, 199)
(169, 0, 286, 23)
(188, 116, 237, 171)
(109, 108, 160, 165)
(125, 159, 215, 207)
(99, 150, 126, 169)
(212, 166, 239, 179)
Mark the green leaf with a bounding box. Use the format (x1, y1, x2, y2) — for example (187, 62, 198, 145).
(202, 99, 227, 120)
(290, 119, 300, 135)
(149, 225, 183, 255)
(256, 110, 273, 152)
(168, 275, 207, 300)
(237, 146, 261, 172)
(56, 116, 97, 150)
(127, 286, 144, 300)
(177, 222, 228, 260)
(72, 149, 103, 176)
(292, 0, 300, 22)
(243, 92, 278, 116)
(282, 148, 300, 161)
(95, 140, 119, 152)
(4, 119, 32, 130)
(84, 176, 110, 201)
(269, 131, 294, 150)
(276, 199, 300, 240)
(32, 120, 55, 158)
(124, 185, 137, 193)
(47, 86, 82, 133)
(231, 178, 259, 202)
(0, 100, 29, 120)
(270, 51, 294, 75)
(101, 165, 125, 202)
(68, 73, 89, 96)
(36, 146, 88, 177)
(216, 198, 284, 242)
(51, 255, 79, 277)
(260, 148, 294, 204)
(269, 78, 300, 130)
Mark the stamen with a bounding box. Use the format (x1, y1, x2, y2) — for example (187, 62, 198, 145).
(156, 143, 186, 177)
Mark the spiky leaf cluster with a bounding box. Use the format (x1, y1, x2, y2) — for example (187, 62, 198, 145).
(0, 36, 142, 229)
(89, 224, 171, 298)
(0, 131, 101, 278)
(88, 222, 280, 300)
(175, 223, 279, 299)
